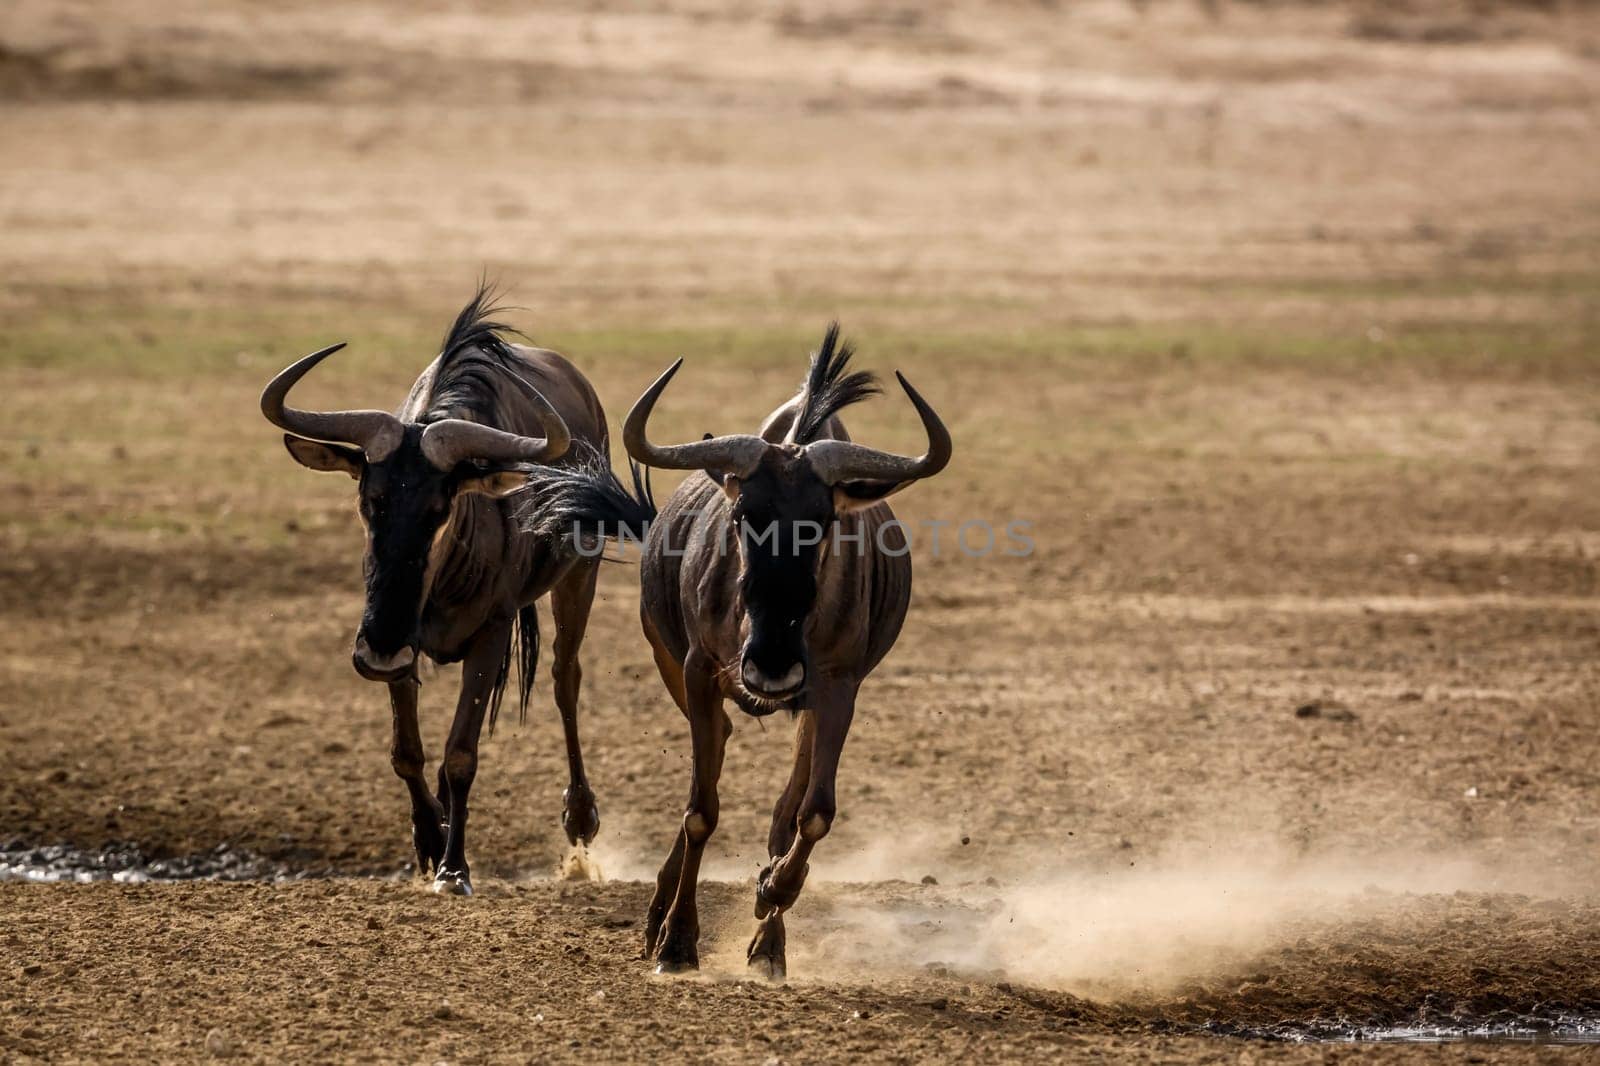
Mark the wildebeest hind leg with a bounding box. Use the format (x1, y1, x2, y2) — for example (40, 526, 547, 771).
(432, 618, 512, 897)
(387, 679, 444, 875)
(551, 560, 601, 845)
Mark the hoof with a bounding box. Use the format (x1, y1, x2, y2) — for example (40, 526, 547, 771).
(747, 953, 786, 983)
(747, 914, 787, 982)
(653, 956, 699, 976)
(653, 930, 699, 975)
(562, 787, 601, 846)
(411, 822, 445, 877)
(431, 870, 473, 897)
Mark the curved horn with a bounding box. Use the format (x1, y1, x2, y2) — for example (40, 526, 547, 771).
(260, 343, 404, 461)
(622, 359, 769, 476)
(803, 372, 952, 486)
(419, 366, 570, 470)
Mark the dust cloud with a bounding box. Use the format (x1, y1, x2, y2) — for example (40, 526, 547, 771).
(578, 826, 1583, 994)
(781, 832, 1580, 994)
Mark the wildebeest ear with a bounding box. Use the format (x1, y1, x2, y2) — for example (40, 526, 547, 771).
(283, 434, 363, 479)
(459, 470, 531, 499)
(833, 479, 905, 512)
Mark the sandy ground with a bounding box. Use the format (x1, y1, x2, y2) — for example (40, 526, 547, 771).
(3, 0, 1600, 1061)
(6, 879, 1600, 1063)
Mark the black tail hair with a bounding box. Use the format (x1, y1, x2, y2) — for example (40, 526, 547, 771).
(517, 442, 657, 552)
(485, 604, 540, 736)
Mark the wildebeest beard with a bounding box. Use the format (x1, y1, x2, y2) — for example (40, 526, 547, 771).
(354, 434, 454, 667)
(728, 478, 830, 714)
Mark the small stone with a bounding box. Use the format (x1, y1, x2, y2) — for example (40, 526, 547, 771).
(433, 999, 454, 1020)
(21, 963, 42, 976)
(920, 874, 938, 886)
(366, 916, 383, 930)
(1296, 699, 1357, 722)
(1464, 786, 1479, 798)
(927, 997, 949, 1010)
(204, 1029, 232, 1058)
(592, 990, 606, 1001)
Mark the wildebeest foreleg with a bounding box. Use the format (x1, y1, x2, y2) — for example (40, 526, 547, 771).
(653, 653, 731, 973)
(642, 617, 690, 958)
(388, 678, 444, 875)
(432, 617, 513, 897)
(765, 710, 816, 862)
(748, 683, 856, 979)
(551, 559, 601, 845)
(643, 830, 685, 961)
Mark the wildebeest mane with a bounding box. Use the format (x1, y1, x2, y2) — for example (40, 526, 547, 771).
(790, 322, 880, 444)
(424, 280, 538, 426)
(421, 281, 547, 734)
(517, 442, 657, 547)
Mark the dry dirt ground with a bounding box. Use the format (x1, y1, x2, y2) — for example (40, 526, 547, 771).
(3, 0, 1600, 1062)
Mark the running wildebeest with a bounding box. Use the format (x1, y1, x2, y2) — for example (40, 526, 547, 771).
(259, 287, 611, 895)
(521, 325, 951, 976)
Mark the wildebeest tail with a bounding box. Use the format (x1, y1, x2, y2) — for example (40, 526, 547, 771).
(517, 444, 657, 551)
(486, 604, 539, 736)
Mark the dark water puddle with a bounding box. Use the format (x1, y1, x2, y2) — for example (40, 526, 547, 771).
(1202, 1017, 1600, 1046)
(0, 840, 342, 884)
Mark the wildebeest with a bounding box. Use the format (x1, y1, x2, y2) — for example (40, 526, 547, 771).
(260, 287, 612, 894)
(522, 325, 950, 976)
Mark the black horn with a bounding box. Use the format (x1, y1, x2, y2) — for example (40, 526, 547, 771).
(623, 359, 769, 476)
(802, 372, 952, 486)
(419, 367, 571, 470)
(260, 343, 404, 461)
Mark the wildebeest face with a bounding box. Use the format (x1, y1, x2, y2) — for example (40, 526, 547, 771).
(722, 450, 839, 701)
(620, 345, 953, 700)
(284, 430, 528, 682)
(263, 340, 568, 682)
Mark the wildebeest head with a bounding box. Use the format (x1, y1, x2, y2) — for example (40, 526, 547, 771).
(624, 326, 950, 702)
(261, 343, 569, 682)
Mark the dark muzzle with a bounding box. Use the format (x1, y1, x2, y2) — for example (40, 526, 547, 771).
(352, 634, 418, 682)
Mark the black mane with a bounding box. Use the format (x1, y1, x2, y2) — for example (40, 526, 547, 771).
(423, 281, 541, 732)
(790, 322, 880, 444)
(426, 280, 534, 424)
